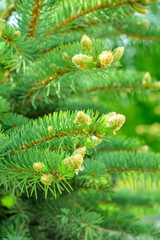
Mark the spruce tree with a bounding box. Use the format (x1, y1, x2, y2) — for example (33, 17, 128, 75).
(0, 0, 160, 239)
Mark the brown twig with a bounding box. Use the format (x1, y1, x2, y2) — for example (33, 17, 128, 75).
(26, 69, 72, 95)
(28, 0, 43, 37)
(87, 84, 157, 92)
(12, 129, 88, 152)
(98, 148, 136, 152)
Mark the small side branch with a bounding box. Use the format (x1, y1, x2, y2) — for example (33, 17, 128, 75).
(106, 167, 160, 173)
(87, 84, 158, 92)
(12, 129, 88, 152)
(54, 0, 147, 32)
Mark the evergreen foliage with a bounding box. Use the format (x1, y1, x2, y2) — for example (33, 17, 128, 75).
(0, 0, 160, 239)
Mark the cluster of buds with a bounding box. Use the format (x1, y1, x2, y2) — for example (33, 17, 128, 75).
(64, 154, 84, 174)
(33, 162, 48, 172)
(72, 54, 93, 71)
(41, 174, 53, 185)
(105, 112, 125, 135)
(33, 162, 66, 185)
(72, 35, 124, 71)
(14, 30, 21, 38)
(74, 111, 92, 126)
(112, 47, 124, 61)
(99, 51, 113, 68)
(73, 147, 86, 157)
(81, 35, 93, 53)
(33, 162, 53, 185)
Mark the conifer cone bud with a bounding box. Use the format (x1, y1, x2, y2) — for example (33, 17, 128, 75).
(81, 35, 93, 53)
(105, 112, 125, 135)
(33, 162, 48, 172)
(99, 51, 113, 68)
(113, 47, 124, 61)
(64, 154, 84, 174)
(72, 54, 92, 71)
(74, 111, 92, 126)
(73, 147, 86, 157)
(41, 174, 53, 185)
(14, 30, 21, 38)
(142, 72, 151, 86)
(33, 162, 44, 172)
